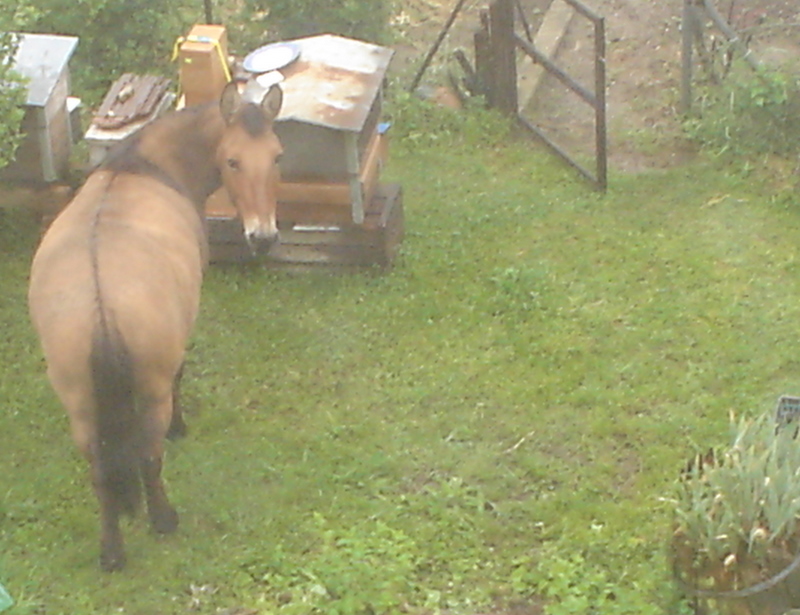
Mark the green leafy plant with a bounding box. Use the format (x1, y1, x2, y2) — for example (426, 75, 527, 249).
(530, 551, 662, 615)
(672, 412, 800, 603)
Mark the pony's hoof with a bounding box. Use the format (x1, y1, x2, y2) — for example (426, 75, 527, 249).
(152, 506, 179, 534)
(100, 549, 126, 572)
(167, 416, 188, 440)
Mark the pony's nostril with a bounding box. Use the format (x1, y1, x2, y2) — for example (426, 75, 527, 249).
(245, 231, 279, 255)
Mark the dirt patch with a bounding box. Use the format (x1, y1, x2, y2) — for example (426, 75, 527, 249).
(391, 0, 800, 173)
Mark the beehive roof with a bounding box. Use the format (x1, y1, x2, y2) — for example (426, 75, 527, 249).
(11, 33, 78, 107)
(276, 34, 393, 133)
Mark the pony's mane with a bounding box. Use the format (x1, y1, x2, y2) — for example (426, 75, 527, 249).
(239, 104, 269, 137)
(98, 104, 220, 204)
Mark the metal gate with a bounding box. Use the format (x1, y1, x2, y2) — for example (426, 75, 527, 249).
(475, 0, 607, 190)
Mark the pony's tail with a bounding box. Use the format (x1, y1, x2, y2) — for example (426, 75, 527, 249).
(90, 323, 141, 517)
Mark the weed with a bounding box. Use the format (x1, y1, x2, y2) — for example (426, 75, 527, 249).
(512, 528, 693, 615)
(683, 62, 800, 160)
(384, 85, 512, 149)
(243, 514, 419, 615)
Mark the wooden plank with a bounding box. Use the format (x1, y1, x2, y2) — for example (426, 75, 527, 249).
(93, 74, 172, 130)
(517, 0, 575, 112)
(208, 183, 403, 269)
(278, 182, 350, 207)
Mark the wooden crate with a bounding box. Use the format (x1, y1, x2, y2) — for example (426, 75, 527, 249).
(208, 183, 404, 269)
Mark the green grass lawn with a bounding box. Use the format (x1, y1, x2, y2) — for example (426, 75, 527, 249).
(1, 109, 799, 614)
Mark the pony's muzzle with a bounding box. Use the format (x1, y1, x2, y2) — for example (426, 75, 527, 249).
(245, 229, 279, 256)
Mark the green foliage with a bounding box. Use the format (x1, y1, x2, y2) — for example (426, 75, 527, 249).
(10, 0, 188, 105)
(510, 527, 686, 615)
(384, 87, 512, 149)
(236, 0, 390, 50)
(683, 63, 800, 160)
(529, 553, 659, 615)
(0, 33, 27, 171)
(6, 0, 392, 107)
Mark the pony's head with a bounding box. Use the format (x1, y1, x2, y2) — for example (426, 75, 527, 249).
(217, 81, 284, 255)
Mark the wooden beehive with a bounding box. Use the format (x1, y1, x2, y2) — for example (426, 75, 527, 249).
(1, 33, 78, 184)
(178, 24, 229, 107)
(206, 35, 402, 268)
(276, 34, 393, 224)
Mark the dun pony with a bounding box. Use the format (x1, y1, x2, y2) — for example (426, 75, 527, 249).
(28, 81, 283, 571)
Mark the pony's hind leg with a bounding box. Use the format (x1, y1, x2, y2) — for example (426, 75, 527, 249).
(89, 457, 126, 571)
(70, 406, 128, 571)
(141, 396, 179, 534)
(141, 455, 178, 534)
(166, 363, 187, 440)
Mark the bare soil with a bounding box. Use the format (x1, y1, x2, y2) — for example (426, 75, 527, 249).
(391, 0, 800, 173)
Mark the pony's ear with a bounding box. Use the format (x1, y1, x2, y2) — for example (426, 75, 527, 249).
(261, 85, 283, 123)
(220, 81, 244, 124)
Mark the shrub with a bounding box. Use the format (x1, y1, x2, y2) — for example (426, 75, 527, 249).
(236, 0, 390, 50)
(0, 32, 27, 170)
(683, 63, 800, 160)
(11, 0, 187, 105)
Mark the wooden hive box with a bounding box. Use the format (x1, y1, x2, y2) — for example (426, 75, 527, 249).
(1, 33, 79, 184)
(206, 34, 394, 226)
(178, 24, 229, 107)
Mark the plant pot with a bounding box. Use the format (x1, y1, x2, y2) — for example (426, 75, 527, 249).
(674, 535, 800, 615)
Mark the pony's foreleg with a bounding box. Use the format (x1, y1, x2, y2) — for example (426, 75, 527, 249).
(141, 399, 179, 534)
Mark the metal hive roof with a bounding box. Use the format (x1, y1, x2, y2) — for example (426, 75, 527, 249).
(11, 33, 78, 107)
(275, 34, 393, 133)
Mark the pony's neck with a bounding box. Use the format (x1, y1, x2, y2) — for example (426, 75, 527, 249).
(137, 104, 226, 210)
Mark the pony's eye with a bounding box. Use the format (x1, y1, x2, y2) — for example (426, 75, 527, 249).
(227, 158, 240, 171)
(275, 153, 283, 164)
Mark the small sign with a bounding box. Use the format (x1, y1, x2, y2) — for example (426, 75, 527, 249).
(775, 395, 800, 428)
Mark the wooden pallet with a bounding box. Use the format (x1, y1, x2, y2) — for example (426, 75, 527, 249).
(208, 183, 404, 269)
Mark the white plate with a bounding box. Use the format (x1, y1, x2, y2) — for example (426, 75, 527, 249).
(243, 42, 300, 74)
